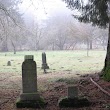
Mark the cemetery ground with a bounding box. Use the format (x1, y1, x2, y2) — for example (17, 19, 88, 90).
(0, 50, 110, 110)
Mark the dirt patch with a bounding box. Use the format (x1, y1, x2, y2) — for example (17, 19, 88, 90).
(0, 72, 110, 110)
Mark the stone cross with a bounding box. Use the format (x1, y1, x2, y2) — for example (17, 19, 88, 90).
(41, 52, 49, 69)
(68, 85, 78, 99)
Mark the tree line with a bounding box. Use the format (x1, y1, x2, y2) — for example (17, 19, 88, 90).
(0, 0, 108, 52)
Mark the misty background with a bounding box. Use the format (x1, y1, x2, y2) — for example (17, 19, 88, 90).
(0, 0, 108, 53)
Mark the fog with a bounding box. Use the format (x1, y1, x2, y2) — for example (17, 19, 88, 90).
(0, 0, 108, 52)
(19, 0, 73, 26)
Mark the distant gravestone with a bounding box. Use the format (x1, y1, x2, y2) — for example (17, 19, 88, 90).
(7, 61, 11, 66)
(16, 55, 46, 108)
(41, 52, 49, 70)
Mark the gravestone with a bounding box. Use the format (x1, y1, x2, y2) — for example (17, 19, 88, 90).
(41, 52, 49, 69)
(7, 61, 11, 66)
(58, 85, 90, 108)
(68, 86, 78, 99)
(16, 55, 46, 108)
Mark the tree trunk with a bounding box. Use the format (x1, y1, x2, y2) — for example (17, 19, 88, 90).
(2, 41, 8, 52)
(52, 42, 55, 50)
(102, 39, 106, 50)
(14, 48, 16, 54)
(86, 38, 89, 57)
(102, 19, 110, 81)
(89, 39, 92, 50)
(11, 40, 16, 54)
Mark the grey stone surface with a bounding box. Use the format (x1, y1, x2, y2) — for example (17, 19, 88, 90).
(25, 55, 33, 60)
(20, 55, 38, 100)
(20, 93, 40, 101)
(68, 86, 78, 99)
(41, 52, 49, 69)
(22, 57, 37, 93)
(42, 52, 46, 64)
(7, 61, 11, 66)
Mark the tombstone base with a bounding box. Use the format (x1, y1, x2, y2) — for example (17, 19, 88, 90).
(58, 97, 90, 108)
(20, 93, 40, 100)
(41, 64, 49, 69)
(16, 96, 47, 108)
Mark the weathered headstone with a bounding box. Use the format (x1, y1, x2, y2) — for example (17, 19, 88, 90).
(21, 55, 38, 99)
(41, 52, 49, 69)
(7, 61, 11, 66)
(68, 86, 78, 99)
(16, 55, 46, 108)
(58, 85, 90, 108)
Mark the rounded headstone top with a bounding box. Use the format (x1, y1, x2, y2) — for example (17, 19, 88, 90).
(24, 55, 34, 60)
(42, 52, 45, 55)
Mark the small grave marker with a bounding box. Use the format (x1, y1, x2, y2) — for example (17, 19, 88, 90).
(68, 86, 78, 99)
(58, 85, 90, 108)
(7, 61, 11, 66)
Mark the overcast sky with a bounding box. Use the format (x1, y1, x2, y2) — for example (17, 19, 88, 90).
(19, 0, 73, 25)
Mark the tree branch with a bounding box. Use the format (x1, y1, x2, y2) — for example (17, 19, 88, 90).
(90, 77, 110, 97)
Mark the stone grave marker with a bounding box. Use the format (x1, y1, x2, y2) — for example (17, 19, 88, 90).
(16, 55, 46, 108)
(58, 85, 90, 108)
(22, 55, 37, 93)
(7, 61, 11, 66)
(41, 52, 49, 70)
(68, 86, 78, 99)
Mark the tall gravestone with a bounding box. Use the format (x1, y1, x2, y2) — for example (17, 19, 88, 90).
(16, 55, 46, 108)
(41, 52, 49, 69)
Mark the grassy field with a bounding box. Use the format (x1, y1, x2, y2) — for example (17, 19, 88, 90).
(0, 50, 106, 75)
(0, 50, 107, 96)
(0, 50, 109, 110)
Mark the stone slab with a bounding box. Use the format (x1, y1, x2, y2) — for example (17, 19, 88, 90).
(22, 59, 37, 93)
(58, 97, 90, 108)
(16, 97, 47, 108)
(20, 93, 40, 101)
(25, 55, 34, 60)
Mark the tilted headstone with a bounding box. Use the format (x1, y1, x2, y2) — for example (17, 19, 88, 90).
(16, 55, 46, 108)
(41, 52, 49, 69)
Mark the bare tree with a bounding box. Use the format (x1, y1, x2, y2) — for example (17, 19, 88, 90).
(0, 0, 23, 52)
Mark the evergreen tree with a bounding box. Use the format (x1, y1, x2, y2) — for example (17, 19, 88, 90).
(63, 0, 110, 81)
